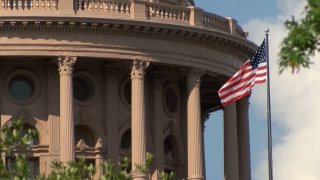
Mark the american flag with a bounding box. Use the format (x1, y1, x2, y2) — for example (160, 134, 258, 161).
(218, 40, 267, 107)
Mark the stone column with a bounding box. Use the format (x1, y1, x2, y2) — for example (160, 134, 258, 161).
(237, 96, 251, 180)
(58, 56, 77, 163)
(224, 102, 240, 180)
(131, 60, 149, 180)
(186, 68, 204, 180)
(201, 113, 210, 179)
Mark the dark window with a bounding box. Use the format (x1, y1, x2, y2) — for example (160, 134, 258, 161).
(6, 157, 39, 179)
(8, 76, 34, 101)
(75, 125, 96, 147)
(165, 87, 178, 114)
(164, 137, 174, 155)
(121, 129, 131, 150)
(73, 77, 93, 102)
(124, 80, 131, 105)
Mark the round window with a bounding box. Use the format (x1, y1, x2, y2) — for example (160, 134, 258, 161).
(73, 77, 93, 102)
(5, 69, 40, 105)
(8, 76, 34, 101)
(165, 86, 178, 114)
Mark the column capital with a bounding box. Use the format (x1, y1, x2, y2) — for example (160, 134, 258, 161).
(104, 64, 123, 83)
(58, 56, 77, 75)
(150, 71, 166, 90)
(186, 68, 205, 89)
(131, 59, 150, 80)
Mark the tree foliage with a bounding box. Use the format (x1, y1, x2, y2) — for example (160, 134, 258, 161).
(0, 118, 176, 180)
(279, 0, 320, 73)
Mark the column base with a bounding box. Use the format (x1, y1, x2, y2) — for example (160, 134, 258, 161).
(132, 171, 148, 180)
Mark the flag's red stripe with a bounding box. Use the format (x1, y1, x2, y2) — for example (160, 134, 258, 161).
(219, 79, 255, 100)
(218, 72, 255, 94)
(223, 65, 252, 84)
(221, 90, 251, 106)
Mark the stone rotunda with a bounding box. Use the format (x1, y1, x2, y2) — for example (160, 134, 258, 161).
(0, 0, 257, 179)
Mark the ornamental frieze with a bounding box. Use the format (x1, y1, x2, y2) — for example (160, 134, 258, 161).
(0, 20, 255, 58)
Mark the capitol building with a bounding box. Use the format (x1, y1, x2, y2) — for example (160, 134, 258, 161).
(0, 0, 256, 179)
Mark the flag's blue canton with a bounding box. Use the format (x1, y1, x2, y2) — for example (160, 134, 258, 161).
(250, 40, 267, 69)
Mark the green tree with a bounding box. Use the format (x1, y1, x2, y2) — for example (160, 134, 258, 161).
(0, 118, 155, 180)
(279, 0, 320, 73)
(0, 117, 38, 179)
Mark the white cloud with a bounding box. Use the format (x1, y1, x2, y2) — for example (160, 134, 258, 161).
(243, 1, 320, 180)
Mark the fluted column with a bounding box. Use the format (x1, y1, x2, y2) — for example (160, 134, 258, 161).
(58, 56, 77, 163)
(224, 102, 240, 180)
(131, 60, 149, 180)
(187, 68, 204, 180)
(201, 113, 210, 179)
(237, 96, 251, 180)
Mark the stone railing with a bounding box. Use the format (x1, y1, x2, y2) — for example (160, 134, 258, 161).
(77, 0, 130, 14)
(0, 0, 246, 38)
(145, 2, 190, 24)
(0, 0, 57, 10)
(202, 11, 230, 33)
(235, 24, 247, 37)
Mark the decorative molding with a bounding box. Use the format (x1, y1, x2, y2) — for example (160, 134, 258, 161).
(186, 68, 205, 89)
(150, 71, 166, 90)
(57, 56, 77, 75)
(76, 139, 89, 151)
(130, 59, 150, 79)
(104, 64, 125, 83)
(0, 20, 256, 58)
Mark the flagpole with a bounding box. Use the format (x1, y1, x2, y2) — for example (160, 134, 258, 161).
(265, 28, 273, 180)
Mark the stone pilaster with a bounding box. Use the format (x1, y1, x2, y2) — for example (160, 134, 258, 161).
(237, 96, 251, 180)
(131, 59, 149, 179)
(46, 60, 60, 172)
(104, 65, 122, 165)
(186, 68, 204, 180)
(58, 56, 77, 163)
(224, 102, 240, 180)
(151, 72, 165, 180)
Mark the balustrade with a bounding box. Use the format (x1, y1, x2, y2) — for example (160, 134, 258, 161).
(77, 0, 130, 14)
(0, 0, 246, 38)
(202, 12, 230, 33)
(145, 2, 190, 23)
(1, 0, 57, 10)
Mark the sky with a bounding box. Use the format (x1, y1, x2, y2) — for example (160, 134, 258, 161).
(198, 0, 320, 180)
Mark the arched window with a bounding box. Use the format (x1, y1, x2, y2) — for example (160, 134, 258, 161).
(164, 135, 178, 160)
(74, 125, 96, 147)
(121, 129, 131, 150)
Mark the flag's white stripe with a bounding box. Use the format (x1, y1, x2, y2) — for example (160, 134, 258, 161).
(219, 77, 255, 99)
(219, 76, 254, 97)
(220, 66, 254, 91)
(220, 71, 254, 96)
(220, 85, 253, 103)
(255, 77, 267, 82)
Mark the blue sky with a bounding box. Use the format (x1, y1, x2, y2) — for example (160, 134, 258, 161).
(198, 0, 320, 180)
(198, 0, 278, 179)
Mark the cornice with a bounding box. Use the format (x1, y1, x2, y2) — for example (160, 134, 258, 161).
(0, 18, 257, 60)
